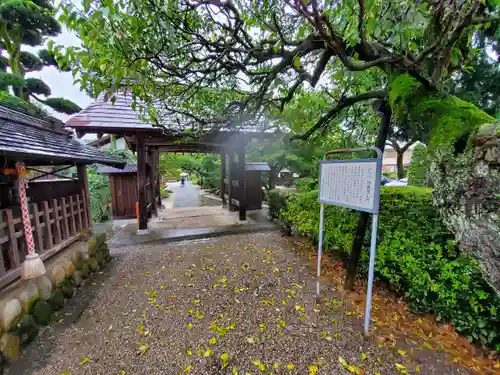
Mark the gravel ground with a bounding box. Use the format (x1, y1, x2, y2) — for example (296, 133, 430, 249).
(11, 232, 470, 375)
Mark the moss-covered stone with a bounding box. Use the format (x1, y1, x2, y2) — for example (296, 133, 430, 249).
(0, 332, 20, 361)
(72, 251, 84, 270)
(72, 270, 83, 286)
(64, 260, 75, 278)
(94, 251, 104, 267)
(51, 264, 66, 288)
(31, 300, 52, 326)
(17, 315, 38, 346)
(47, 289, 64, 311)
(88, 257, 99, 271)
(80, 262, 90, 279)
(0, 299, 22, 332)
(88, 238, 98, 256)
(58, 279, 74, 299)
(36, 275, 53, 300)
(100, 243, 109, 256)
(95, 232, 106, 246)
(19, 281, 39, 314)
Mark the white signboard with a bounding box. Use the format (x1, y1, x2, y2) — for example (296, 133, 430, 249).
(319, 159, 381, 213)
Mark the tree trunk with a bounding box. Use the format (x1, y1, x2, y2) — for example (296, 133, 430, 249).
(344, 100, 391, 290)
(396, 150, 405, 179)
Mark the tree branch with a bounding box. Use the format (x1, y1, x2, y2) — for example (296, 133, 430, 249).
(291, 89, 386, 140)
(358, 0, 365, 43)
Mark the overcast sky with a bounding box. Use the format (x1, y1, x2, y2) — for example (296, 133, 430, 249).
(25, 28, 91, 122)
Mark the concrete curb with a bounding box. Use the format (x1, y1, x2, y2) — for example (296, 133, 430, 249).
(110, 223, 280, 249)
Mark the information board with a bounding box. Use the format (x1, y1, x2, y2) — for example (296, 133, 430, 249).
(319, 159, 381, 213)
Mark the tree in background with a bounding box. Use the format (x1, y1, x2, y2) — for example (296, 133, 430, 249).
(0, 0, 80, 114)
(159, 153, 220, 190)
(453, 50, 500, 117)
(385, 139, 416, 180)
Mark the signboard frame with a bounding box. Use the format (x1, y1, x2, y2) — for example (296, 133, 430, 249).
(316, 147, 382, 336)
(318, 158, 382, 214)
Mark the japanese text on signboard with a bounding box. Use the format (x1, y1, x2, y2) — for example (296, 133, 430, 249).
(319, 160, 380, 213)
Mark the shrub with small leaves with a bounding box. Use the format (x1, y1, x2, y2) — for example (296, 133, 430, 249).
(278, 187, 500, 348)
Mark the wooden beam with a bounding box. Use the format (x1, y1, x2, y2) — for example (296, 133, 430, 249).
(220, 150, 226, 206)
(137, 134, 148, 231)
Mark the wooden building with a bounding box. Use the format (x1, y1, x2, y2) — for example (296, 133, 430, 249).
(0, 104, 124, 288)
(97, 164, 138, 219)
(66, 92, 274, 233)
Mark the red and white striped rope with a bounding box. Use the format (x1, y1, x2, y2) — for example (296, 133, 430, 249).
(16, 162, 35, 255)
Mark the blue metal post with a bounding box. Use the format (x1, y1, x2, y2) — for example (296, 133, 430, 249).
(364, 213, 379, 335)
(316, 203, 325, 298)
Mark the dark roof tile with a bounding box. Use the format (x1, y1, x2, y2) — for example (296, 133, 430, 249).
(0, 105, 125, 167)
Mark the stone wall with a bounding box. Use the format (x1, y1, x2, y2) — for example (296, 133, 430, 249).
(0, 233, 110, 371)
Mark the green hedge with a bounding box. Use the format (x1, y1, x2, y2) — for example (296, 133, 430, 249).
(269, 187, 500, 349)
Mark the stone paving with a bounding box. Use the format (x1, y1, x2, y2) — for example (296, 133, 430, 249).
(8, 232, 470, 375)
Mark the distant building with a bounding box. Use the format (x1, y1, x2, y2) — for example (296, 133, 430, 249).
(87, 135, 130, 150)
(382, 146, 413, 173)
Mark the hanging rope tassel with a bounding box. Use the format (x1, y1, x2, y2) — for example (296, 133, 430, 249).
(16, 162, 46, 279)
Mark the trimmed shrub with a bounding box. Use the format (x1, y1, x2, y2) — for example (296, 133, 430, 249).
(408, 143, 430, 186)
(276, 187, 500, 348)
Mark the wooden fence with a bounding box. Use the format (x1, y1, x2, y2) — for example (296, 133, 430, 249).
(0, 190, 90, 288)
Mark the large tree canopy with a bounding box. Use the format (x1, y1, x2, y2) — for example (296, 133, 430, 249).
(58, 0, 499, 135)
(57, 0, 500, 294)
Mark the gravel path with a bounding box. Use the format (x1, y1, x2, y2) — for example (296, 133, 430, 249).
(12, 232, 470, 375)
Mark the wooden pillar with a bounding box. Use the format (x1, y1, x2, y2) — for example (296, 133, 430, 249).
(153, 148, 159, 215)
(226, 149, 235, 212)
(156, 150, 162, 207)
(149, 148, 158, 217)
(137, 135, 149, 232)
(77, 165, 92, 229)
(237, 147, 247, 221)
(220, 149, 226, 206)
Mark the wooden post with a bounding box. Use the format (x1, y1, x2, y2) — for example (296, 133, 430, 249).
(77, 165, 92, 229)
(32, 203, 44, 252)
(227, 149, 234, 212)
(61, 197, 70, 239)
(220, 149, 227, 206)
(137, 135, 148, 232)
(42, 201, 53, 249)
(5, 209, 20, 269)
(150, 148, 158, 216)
(52, 198, 62, 244)
(76, 194, 83, 232)
(68, 195, 77, 235)
(237, 147, 247, 221)
(156, 150, 162, 207)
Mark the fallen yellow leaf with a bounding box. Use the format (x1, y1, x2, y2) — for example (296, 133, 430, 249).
(79, 357, 89, 366)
